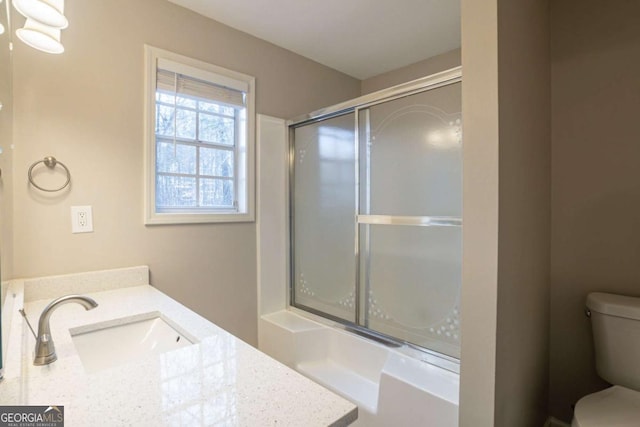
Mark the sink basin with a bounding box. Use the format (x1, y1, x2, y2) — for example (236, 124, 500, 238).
(70, 312, 196, 373)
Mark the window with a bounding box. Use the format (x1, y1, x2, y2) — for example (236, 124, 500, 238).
(144, 46, 255, 224)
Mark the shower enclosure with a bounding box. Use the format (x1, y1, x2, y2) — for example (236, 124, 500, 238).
(289, 68, 462, 363)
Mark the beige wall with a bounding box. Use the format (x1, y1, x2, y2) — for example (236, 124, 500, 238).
(460, 0, 550, 425)
(549, 0, 640, 421)
(360, 48, 461, 95)
(495, 0, 550, 425)
(0, 8, 13, 288)
(11, 0, 360, 345)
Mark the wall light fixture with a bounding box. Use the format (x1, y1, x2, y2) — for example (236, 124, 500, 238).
(13, 0, 67, 54)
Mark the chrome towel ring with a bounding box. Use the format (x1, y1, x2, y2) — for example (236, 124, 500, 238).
(28, 156, 71, 192)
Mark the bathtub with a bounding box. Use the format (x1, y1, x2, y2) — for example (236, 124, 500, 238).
(259, 310, 459, 426)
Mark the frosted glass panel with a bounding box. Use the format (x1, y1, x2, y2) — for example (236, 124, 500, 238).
(361, 224, 461, 358)
(290, 74, 462, 362)
(292, 113, 356, 322)
(359, 82, 462, 217)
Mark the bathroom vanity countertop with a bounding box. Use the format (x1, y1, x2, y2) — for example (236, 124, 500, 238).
(0, 280, 357, 426)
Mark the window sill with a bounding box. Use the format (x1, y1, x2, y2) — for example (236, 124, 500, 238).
(144, 211, 254, 225)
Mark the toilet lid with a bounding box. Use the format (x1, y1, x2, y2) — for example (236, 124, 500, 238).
(574, 386, 640, 427)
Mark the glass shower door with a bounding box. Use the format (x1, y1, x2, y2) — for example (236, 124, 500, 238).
(290, 71, 462, 361)
(291, 113, 357, 322)
(358, 82, 462, 358)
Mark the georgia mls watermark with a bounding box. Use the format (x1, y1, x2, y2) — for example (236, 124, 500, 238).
(0, 406, 64, 427)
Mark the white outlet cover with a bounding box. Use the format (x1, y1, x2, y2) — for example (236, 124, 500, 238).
(71, 206, 93, 233)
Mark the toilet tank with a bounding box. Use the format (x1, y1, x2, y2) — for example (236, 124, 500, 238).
(587, 292, 640, 390)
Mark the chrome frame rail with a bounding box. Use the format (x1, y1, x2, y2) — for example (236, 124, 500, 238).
(288, 66, 462, 127)
(357, 215, 462, 227)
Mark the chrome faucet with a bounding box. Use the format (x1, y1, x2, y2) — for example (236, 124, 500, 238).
(34, 294, 98, 366)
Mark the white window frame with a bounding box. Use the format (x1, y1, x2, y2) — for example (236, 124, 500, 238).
(144, 45, 255, 224)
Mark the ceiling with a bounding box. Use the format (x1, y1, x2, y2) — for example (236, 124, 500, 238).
(166, 0, 461, 80)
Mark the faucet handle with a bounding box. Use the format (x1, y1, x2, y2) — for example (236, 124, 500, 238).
(34, 333, 58, 366)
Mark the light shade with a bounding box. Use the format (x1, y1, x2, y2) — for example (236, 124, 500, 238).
(16, 18, 64, 54)
(13, 0, 68, 29)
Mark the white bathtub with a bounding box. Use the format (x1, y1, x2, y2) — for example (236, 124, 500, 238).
(259, 310, 459, 426)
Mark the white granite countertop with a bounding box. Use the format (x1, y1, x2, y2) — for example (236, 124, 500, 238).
(0, 267, 357, 426)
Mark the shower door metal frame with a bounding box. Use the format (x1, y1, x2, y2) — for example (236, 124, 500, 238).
(287, 66, 462, 372)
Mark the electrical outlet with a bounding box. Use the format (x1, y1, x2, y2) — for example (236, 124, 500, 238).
(71, 206, 93, 233)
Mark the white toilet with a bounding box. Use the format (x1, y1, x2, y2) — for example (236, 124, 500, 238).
(572, 292, 640, 427)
